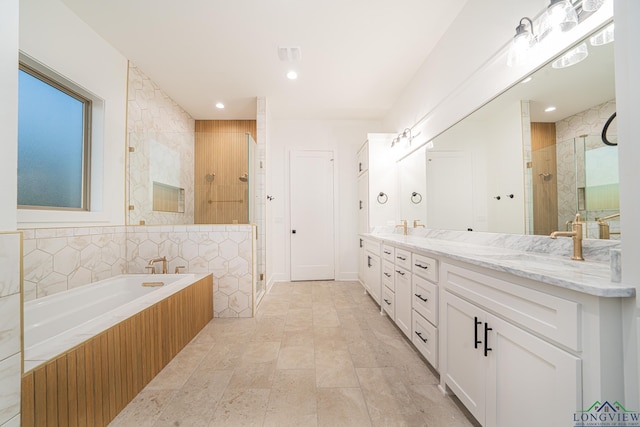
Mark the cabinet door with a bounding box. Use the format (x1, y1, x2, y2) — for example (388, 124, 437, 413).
(358, 172, 369, 234)
(394, 266, 412, 338)
(442, 291, 487, 425)
(365, 253, 381, 304)
(486, 313, 581, 427)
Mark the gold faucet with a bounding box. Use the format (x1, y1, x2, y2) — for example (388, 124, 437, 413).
(147, 256, 168, 274)
(396, 220, 408, 236)
(596, 213, 620, 239)
(413, 219, 425, 228)
(550, 213, 584, 261)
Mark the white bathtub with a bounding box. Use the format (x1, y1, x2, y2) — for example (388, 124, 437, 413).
(23, 273, 206, 371)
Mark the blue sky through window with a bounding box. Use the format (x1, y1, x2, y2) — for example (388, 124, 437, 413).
(18, 69, 85, 209)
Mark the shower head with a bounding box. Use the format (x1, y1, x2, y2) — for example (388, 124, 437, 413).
(239, 173, 248, 182)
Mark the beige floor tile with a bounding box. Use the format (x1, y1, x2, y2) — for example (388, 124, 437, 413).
(356, 367, 422, 424)
(277, 345, 314, 369)
(317, 388, 372, 427)
(263, 370, 317, 427)
(315, 349, 359, 388)
(152, 369, 233, 427)
(208, 388, 270, 427)
(281, 328, 314, 348)
(406, 383, 479, 427)
(109, 389, 176, 427)
(197, 341, 245, 371)
(241, 340, 281, 364)
(227, 361, 278, 389)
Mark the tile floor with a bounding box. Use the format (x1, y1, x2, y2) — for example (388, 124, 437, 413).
(109, 281, 478, 427)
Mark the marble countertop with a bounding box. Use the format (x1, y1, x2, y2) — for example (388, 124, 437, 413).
(363, 232, 635, 298)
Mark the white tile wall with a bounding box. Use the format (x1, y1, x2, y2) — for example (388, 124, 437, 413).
(0, 233, 21, 426)
(127, 63, 195, 226)
(22, 224, 255, 317)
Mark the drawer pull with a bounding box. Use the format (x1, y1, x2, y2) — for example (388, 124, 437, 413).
(384, 272, 391, 278)
(384, 250, 391, 255)
(415, 331, 428, 343)
(414, 263, 429, 270)
(397, 256, 407, 261)
(395, 270, 405, 276)
(484, 323, 493, 357)
(474, 317, 482, 349)
(414, 293, 428, 302)
(384, 299, 392, 305)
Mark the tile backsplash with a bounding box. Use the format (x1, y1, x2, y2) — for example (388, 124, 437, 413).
(21, 224, 254, 317)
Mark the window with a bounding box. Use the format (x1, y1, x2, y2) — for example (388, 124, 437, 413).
(18, 63, 91, 210)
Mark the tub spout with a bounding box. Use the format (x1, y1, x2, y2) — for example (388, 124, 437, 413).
(147, 256, 168, 274)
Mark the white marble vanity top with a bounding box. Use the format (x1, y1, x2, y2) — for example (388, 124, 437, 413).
(363, 231, 634, 298)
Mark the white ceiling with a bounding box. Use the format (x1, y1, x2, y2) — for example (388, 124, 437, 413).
(60, 0, 468, 120)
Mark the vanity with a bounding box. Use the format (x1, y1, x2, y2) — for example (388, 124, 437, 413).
(359, 230, 634, 427)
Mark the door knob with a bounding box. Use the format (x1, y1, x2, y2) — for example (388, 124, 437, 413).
(292, 230, 296, 234)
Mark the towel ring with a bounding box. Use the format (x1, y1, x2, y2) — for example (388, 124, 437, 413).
(377, 192, 388, 204)
(411, 192, 422, 204)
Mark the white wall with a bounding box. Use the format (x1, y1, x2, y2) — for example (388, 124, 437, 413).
(18, 0, 128, 227)
(0, 0, 18, 231)
(267, 119, 382, 285)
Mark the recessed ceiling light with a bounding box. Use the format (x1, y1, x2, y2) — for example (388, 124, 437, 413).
(215, 102, 224, 109)
(545, 106, 557, 112)
(286, 71, 298, 80)
(521, 76, 533, 84)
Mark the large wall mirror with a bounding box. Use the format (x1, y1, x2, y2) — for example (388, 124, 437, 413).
(398, 20, 618, 240)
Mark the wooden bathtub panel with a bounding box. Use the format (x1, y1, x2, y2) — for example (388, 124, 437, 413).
(21, 373, 35, 426)
(22, 275, 213, 426)
(57, 356, 69, 425)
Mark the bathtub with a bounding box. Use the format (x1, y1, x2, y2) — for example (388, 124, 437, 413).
(22, 273, 213, 426)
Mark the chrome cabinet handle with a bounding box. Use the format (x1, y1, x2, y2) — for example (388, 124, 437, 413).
(415, 331, 428, 343)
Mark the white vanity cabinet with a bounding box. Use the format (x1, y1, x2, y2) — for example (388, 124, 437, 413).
(440, 262, 585, 427)
(356, 134, 397, 234)
(411, 252, 439, 369)
(360, 238, 381, 305)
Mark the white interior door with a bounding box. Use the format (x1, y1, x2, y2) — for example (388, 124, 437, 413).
(290, 150, 335, 281)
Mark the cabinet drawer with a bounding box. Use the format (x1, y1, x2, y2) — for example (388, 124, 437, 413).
(395, 248, 411, 270)
(382, 286, 395, 318)
(412, 253, 438, 282)
(363, 239, 380, 256)
(412, 275, 438, 326)
(382, 245, 395, 263)
(382, 260, 395, 291)
(441, 262, 581, 351)
(412, 310, 438, 369)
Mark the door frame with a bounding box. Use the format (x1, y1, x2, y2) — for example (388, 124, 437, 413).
(286, 148, 338, 281)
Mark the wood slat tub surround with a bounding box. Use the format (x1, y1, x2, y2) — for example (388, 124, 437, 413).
(21, 275, 213, 426)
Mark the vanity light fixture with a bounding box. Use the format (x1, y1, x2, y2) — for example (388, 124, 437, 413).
(582, 0, 606, 12)
(551, 42, 588, 68)
(507, 17, 537, 68)
(538, 0, 579, 42)
(215, 102, 225, 109)
(590, 22, 614, 46)
(391, 128, 413, 148)
(545, 106, 557, 112)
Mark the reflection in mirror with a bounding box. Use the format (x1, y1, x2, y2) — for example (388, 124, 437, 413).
(397, 146, 427, 227)
(407, 21, 618, 238)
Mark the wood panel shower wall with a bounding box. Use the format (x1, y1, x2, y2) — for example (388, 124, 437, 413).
(21, 275, 213, 427)
(531, 122, 558, 236)
(194, 120, 257, 224)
